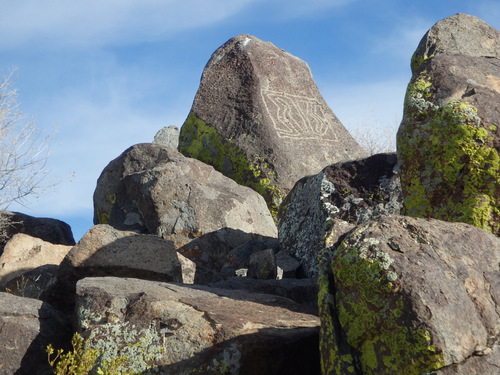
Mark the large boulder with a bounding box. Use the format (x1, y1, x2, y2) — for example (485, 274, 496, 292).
(0, 233, 72, 288)
(42, 224, 187, 313)
(0, 211, 75, 254)
(0, 292, 72, 375)
(398, 13, 500, 235)
(318, 214, 500, 374)
(75, 276, 320, 375)
(179, 34, 366, 215)
(279, 153, 402, 277)
(93, 143, 277, 247)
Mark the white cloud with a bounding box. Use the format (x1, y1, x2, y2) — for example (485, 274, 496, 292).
(0, 0, 258, 50)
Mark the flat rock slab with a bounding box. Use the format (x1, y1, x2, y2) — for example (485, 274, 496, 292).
(76, 276, 320, 375)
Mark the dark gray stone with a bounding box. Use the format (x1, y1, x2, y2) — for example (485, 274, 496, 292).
(399, 13, 500, 236)
(0, 292, 72, 375)
(179, 34, 366, 214)
(279, 153, 402, 277)
(93, 143, 277, 248)
(247, 248, 277, 280)
(318, 215, 500, 373)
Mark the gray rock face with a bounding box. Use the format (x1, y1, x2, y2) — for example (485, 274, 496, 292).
(43, 224, 186, 313)
(153, 125, 179, 149)
(399, 13, 500, 235)
(318, 215, 500, 374)
(0, 234, 72, 288)
(279, 153, 402, 277)
(179, 34, 366, 214)
(0, 292, 72, 375)
(76, 276, 320, 375)
(93, 143, 277, 247)
(220, 236, 279, 279)
(247, 248, 277, 280)
(0, 211, 75, 254)
(177, 227, 278, 284)
(411, 13, 500, 69)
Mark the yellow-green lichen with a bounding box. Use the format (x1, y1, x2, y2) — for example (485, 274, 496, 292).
(329, 229, 445, 374)
(410, 53, 434, 73)
(96, 193, 117, 224)
(179, 111, 284, 219)
(318, 271, 357, 374)
(398, 74, 500, 235)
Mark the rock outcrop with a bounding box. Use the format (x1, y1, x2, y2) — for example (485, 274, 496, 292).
(4, 17, 500, 374)
(0, 211, 75, 254)
(398, 13, 500, 235)
(76, 276, 320, 375)
(0, 292, 72, 375)
(0, 233, 72, 289)
(318, 215, 500, 374)
(42, 224, 187, 313)
(93, 143, 277, 247)
(179, 34, 366, 215)
(279, 153, 402, 277)
(177, 227, 278, 284)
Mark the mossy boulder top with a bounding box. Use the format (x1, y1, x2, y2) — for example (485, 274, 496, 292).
(398, 13, 500, 235)
(179, 34, 366, 213)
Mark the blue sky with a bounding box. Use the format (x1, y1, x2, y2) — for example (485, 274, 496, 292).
(2, 0, 499, 241)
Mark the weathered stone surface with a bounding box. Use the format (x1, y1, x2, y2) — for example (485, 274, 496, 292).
(76, 276, 320, 374)
(220, 236, 279, 279)
(0, 211, 75, 254)
(398, 13, 500, 235)
(153, 125, 180, 149)
(411, 13, 500, 70)
(279, 153, 402, 277)
(318, 215, 500, 374)
(179, 34, 366, 215)
(247, 248, 277, 280)
(0, 292, 72, 375)
(276, 250, 301, 279)
(2, 265, 59, 299)
(209, 276, 318, 315)
(43, 224, 185, 313)
(177, 227, 277, 284)
(0, 233, 72, 288)
(93, 143, 277, 247)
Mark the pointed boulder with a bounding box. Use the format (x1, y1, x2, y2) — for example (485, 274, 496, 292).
(179, 34, 366, 215)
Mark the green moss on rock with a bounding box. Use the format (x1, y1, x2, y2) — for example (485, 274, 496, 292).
(96, 193, 117, 224)
(179, 111, 284, 219)
(398, 74, 500, 235)
(320, 227, 445, 374)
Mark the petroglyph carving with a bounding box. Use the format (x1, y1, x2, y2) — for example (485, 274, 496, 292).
(261, 89, 338, 141)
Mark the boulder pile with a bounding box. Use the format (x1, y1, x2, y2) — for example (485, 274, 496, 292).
(0, 13, 499, 375)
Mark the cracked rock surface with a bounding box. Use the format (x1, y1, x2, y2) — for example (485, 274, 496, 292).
(76, 276, 320, 375)
(318, 214, 500, 374)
